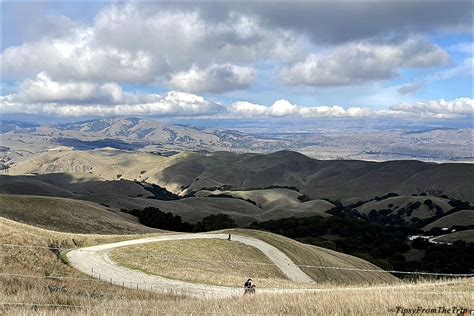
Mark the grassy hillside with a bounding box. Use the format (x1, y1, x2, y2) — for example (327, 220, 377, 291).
(222, 229, 399, 285)
(423, 210, 474, 231)
(195, 188, 304, 209)
(111, 238, 293, 288)
(436, 229, 474, 243)
(356, 195, 453, 221)
(9, 149, 474, 203)
(195, 188, 334, 220)
(1, 217, 471, 315)
(9, 149, 168, 183)
(80, 195, 262, 225)
(0, 174, 76, 197)
(0, 194, 157, 234)
(0, 173, 153, 198)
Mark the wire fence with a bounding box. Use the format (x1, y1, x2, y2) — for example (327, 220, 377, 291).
(1, 238, 472, 314)
(0, 302, 229, 314)
(3, 243, 474, 277)
(0, 272, 217, 297)
(0, 273, 471, 294)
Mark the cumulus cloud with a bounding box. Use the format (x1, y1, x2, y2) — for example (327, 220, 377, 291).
(229, 98, 473, 119)
(251, 2, 473, 44)
(1, 3, 302, 93)
(390, 98, 473, 118)
(169, 64, 255, 93)
(2, 2, 465, 93)
(2, 77, 472, 121)
(1, 76, 225, 117)
(279, 38, 450, 87)
(151, 2, 473, 45)
(15, 73, 125, 104)
(230, 100, 375, 118)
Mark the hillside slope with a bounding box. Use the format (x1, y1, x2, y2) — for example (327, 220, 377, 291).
(9, 150, 474, 203)
(356, 195, 454, 222)
(196, 188, 334, 219)
(436, 229, 474, 242)
(423, 210, 474, 231)
(223, 229, 398, 285)
(1, 218, 470, 315)
(0, 194, 157, 234)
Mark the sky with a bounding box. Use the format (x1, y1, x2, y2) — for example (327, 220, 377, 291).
(1, 1, 473, 125)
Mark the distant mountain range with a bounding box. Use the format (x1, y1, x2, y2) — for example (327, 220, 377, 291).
(1, 117, 472, 164)
(4, 117, 289, 151)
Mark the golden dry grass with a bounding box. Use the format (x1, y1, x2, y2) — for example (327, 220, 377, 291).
(222, 229, 399, 285)
(1, 217, 472, 316)
(110, 238, 298, 288)
(0, 194, 157, 234)
(2, 278, 472, 316)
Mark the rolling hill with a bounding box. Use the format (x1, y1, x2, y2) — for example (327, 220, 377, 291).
(1, 215, 470, 316)
(423, 210, 474, 231)
(195, 188, 334, 219)
(436, 229, 474, 243)
(0, 194, 158, 234)
(356, 195, 453, 221)
(9, 149, 474, 203)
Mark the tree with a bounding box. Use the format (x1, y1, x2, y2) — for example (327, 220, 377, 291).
(137, 207, 193, 232)
(194, 214, 237, 232)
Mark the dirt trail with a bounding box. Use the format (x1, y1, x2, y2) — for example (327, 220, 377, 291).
(67, 233, 313, 298)
(66, 233, 466, 298)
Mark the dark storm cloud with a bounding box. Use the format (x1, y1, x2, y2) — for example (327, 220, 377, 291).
(153, 1, 473, 44)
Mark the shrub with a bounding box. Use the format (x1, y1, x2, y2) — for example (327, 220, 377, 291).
(297, 195, 311, 202)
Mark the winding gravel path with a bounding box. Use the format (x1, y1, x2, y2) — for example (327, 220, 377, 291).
(66, 233, 314, 298)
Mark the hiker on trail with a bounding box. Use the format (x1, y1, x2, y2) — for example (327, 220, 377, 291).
(228, 234, 232, 241)
(244, 278, 256, 294)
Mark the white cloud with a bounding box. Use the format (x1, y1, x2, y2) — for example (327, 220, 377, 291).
(229, 98, 473, 119)
(268, 99, 299, 116)
(2, 79, 472, 121)
(15, 73, 125, 104)
(230, 100, 374, 118)
(1, 4, 303, 93)
(391, 98, 473, 117)
(279, 38, 450, 87)
(169, 64, 255, 93)
(230, 101, 267, 116)
(2, 80, 225, 117)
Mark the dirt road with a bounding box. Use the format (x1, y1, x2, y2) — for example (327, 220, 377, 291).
(66, 233, 313, 298)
